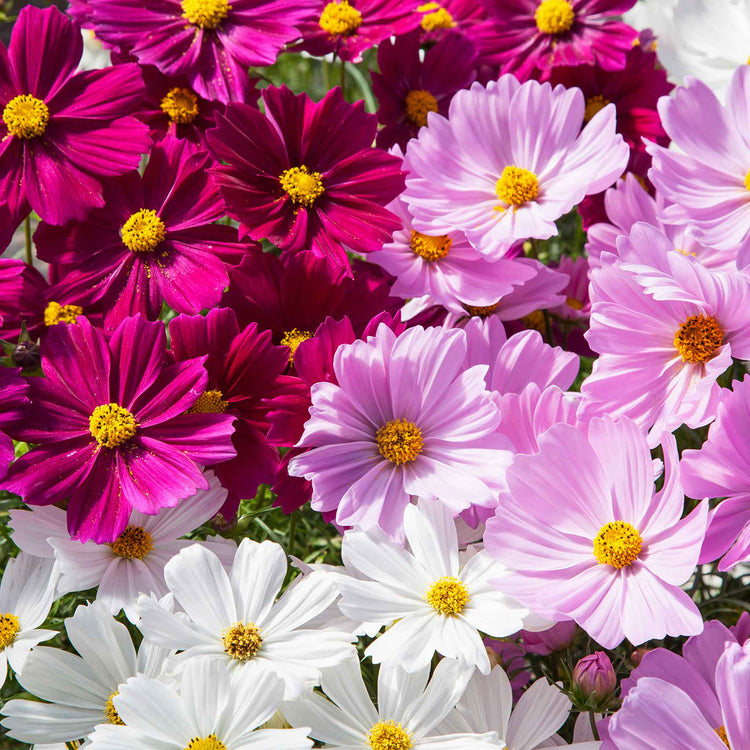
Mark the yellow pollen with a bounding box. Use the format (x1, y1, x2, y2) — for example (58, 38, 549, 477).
(715, 726, 731, 748)
(223, 621, 263, 661)
(0, 613, 20, 649)
(110, 526, 154, 560)
(281, 328, 314, 362)
(673, 314, 724, 364)
(319, 0, 363, 35)
(535, 0, 575, 35)
(44, 301, 83, 327)
(121, 209, 166, 253)
(181, 0, 229, 28)
(104, 692, 125, 725)
(185, 735, 227, 750)
(279, 165, 325, 208)
(410, 230, 451, 261)
(523, 309, 546, 332)
(403, 90, 439, 128)
(464, 302, 499, 317)
(673, 247, 697, 257)
(417, 2, 455, 31)
(367, 720, 414, 750)
(376, 419, 424, 465)
(188, 389, 229, 414)
(566, 296, 584, 310)
(744, 169, 750, 191)
(89, 403, 138, 449)
(2, 95, 49, 139)
(496, 166, 539, 208)
(584, 94, 610, 122)
(593, 521, 643, 569)
(160, 87, 200, 124)
(425, 576, 470, 615)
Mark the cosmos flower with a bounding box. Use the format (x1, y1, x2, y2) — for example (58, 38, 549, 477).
(82, 0, 317, 102)
(34, 136, 249, 329)
(207, 85, 405, 272)
(0, 5, 150, 225)
(402, 75, 629, 259)
(1, 315, 237, 543)
(0, 367, 28, 481)
(485, 417, 707, 649)
(288, 324, 512, 538)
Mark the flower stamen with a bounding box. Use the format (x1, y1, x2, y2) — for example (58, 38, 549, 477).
(0, 613, 20, 649)
(121, 209, 166, 253)
(417, 2, 455, 31)
(593, 521, 643, 569)
(584, 95, 610, 122)
(279, 166, 325, 208)
(425, 576, 470, 615)
(104, 691, 125, 725)
(44, 301, 83, 327)
(535, 0, 575, 35)
(223, 621, 263, 660)
(89, 403, 138, 449)
(367, 720, 414, 750)
(464, 302, 499, 317)
(188, 389, 229, 414)
(110, 526, 154, 560)
(403, 90, 438, 128)
(2, 95, 49, 139)
(410, 230, 451, 261)
(181, 0, 229, 29)
(673, 314, 724, 364)
(319, 0, 362, 35)
(376, 419, 424, 465)
(185, 735, 227, 750)
(496, 166, 539, 208)
(160, 87, 200, 124)
(281, 329, 314, 362)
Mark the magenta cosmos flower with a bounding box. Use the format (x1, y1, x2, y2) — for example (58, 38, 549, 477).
(371, 30, 476, 150)
(207, 85, 405, 272)
(402, 75, 629, 259)
(681, 376, 750, 571)
(582, 223, 750, 440)
(648, 65, 750, 258)
(1, 316, 236, 543)
(288, 323, 511, 537)
(0, 6, 150, 226)
(0, 368, 28, 481)
(34, 137, 249, 329)
(295, 0, 419, 62)
(479, 0, 638, 80)
(486, 416, 707, 649)
(169, 307, 308, 517)
(83, 0, 317, 102)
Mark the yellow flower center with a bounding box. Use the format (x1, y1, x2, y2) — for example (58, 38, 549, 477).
(279, 166, 325, 208)
(185, 736, 227, 750)
(376, 419, 424, 465)
(496, 166, 539, 207)
(464, 302, 500, 317)
(425, 576, 470, 615)
(181, 0, 229, 28)
(0, 613, 20, 649)
(523, 309, 546, 332)
(410, 230, 451, 261)
(160, 87, 200, 124)
(2, 95, 49, 139)
(187, 389, 229, 414)
(744, 169, 750, 191)
(281, 328, 314, 362)
(89, 403, 138, 449)
(104, 692, 125, 725)
(584, 94, 610, 122)
(417, 2, 455, 31)
(566, 296, 584, 310)
(110, 526, 154, 560)
(593, 521, 643, 569)
(44, 301, 83, 327)
(223, 621, 263, 660)
(319, 0, 363, 35)
(715, 726, 731, 748)
(673, 314, 724, 364)
(403, 90, 439, 128)
(120, 209, 166, 253)
(535, 0, 575, 35)
(367, 721, 414, 750)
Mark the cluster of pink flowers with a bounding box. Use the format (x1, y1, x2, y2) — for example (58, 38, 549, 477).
(1, 0, 750, 747)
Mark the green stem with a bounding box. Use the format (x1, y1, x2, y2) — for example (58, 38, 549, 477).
(24, 214, 32, 265)
(589, 711, 600, 741)
(287, 509, 298, 558)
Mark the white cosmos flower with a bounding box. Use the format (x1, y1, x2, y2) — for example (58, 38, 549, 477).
(135, 538, 357, 699)
(283, 655, 498, 749)
(87, 657, 312, 750)
(0, 553, 58, 688)
(437, 666, 601, 749)
(337, 499, 539, 674)
(9, 471, 235, 622)
(1, 602, 171, 745)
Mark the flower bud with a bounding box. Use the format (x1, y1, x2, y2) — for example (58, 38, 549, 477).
(572, 651, 617, 708)
(12, 340, 40, 370)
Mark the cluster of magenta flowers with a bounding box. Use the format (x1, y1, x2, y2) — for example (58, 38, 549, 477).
(1, 0, 750, 748)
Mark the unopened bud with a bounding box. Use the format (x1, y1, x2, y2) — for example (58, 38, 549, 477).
(572, 651, 617, 709)
(12, 341, 40, 370)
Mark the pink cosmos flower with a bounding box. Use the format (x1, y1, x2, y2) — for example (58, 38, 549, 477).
(681, 376, 750, 571)
(648, 65, 750, 260)
(549, 255, 590, 321)
(582, 223, 750, 439)
(1, 316, 236, 543)
(83, 0, 317, 102)
(288, 323, 511, 538)
(402, 75, 629, 259)
(0, 5, 150, 225)
(485, 416, 707, 649)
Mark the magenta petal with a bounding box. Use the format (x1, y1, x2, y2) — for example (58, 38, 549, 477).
(141, 415, 236, 466)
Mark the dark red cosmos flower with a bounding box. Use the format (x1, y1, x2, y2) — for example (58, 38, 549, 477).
(2, 315, 236, 543)
(0, 5, 150, 225)
(169, 307, 308, 517)
(371, 30, 477, 150)
(207, 85, 405, 273)
(0, 368, 28, 481)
